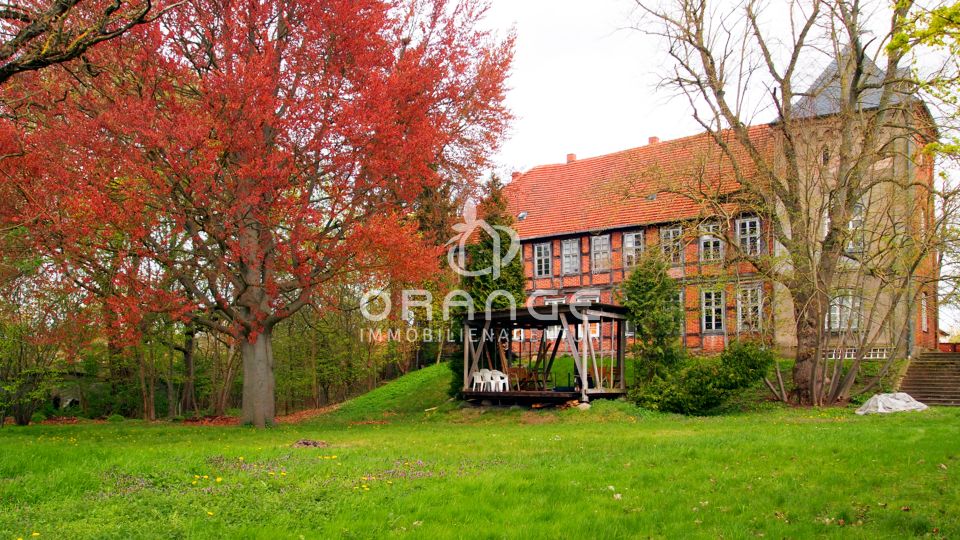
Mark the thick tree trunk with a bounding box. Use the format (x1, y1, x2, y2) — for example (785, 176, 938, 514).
(792, 317, 818, 405)
(166, 353, 176, 418)
(180, 326, 197, 415)
(790, 280, 829, 406)
(241, 330, 276, 428)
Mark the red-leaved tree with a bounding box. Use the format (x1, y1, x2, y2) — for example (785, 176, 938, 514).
(2, 0, 512, 426)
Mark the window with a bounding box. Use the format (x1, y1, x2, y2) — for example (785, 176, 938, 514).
(512, 328, 524, 342)
(534, 243, 552, 277)
(736, 217, 761, 256)
(699, 222, 723, 262)
(623, 231, 644, 268)
(591, 235, 611, 272)
(561, 239, 579, 275)
(545, 297, 563, 339)
(828, 292, 861, 332)
(661, 226, 683, 264)
(701, 289, 725, 332)
(575, 293, 600, 304)
(846, 203, 865, 254)
(865, 347, 890, 360)
(737, 284, 763, 332)
(921, 292, 929, 333)
(625, 320, 636, 336)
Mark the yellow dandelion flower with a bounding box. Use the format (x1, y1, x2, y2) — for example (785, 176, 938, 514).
(207, 511, 214, 516)
(192, 481, 198, 485)
(194, 475, 200, 479)
(269, 472, 275, 476)
(238, 457, 244, 461)
(32, 534, 40, 538)
(202, 475, 209, 479)
(215, 477, 222, 483)
(280, 471, 287, 476)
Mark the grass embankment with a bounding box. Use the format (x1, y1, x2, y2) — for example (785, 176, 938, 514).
(1, 363, 958, 539)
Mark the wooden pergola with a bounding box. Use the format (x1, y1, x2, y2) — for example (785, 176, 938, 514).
(462, 302, 628, 403)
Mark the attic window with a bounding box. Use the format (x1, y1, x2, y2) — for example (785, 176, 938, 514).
(646, 193, 657, 201)
(517, 211, 528, 221)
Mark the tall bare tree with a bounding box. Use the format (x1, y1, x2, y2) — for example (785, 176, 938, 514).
(633, 0, 952, 404)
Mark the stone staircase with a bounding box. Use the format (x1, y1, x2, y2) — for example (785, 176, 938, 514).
(899, 352, 960, 406)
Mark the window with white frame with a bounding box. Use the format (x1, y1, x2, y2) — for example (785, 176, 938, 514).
(737, 283, 763, 332)
(828, 292, 861, 332)
(544, 297, 563, 339)
(865, 347, 890, 360)
(625, 320, 636, 336)
(846, 202, 865, 254)
(591, 235, 611, 272)
(921, 292, 929, 333)
(701, 289, 725, 332)
(661, 226, 683, 264)
(623, 231, 644, 268)
(699, 222, 723, 262)
(534, 242, 552, 277)
(575, 293, 600, 304)
(561, 239, 579, 275)
(736, 217, 761, 256)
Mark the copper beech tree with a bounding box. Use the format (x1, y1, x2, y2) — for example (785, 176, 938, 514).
(0, 0, 167, 85)
(3, 0, 513, 426)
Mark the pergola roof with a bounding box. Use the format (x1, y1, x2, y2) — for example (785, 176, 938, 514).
(464, 302, 629, 328)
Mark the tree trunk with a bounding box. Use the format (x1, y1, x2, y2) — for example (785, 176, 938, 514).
(138, 350, 156, 421)
(166, 352, 177, 418)
(791, 282, 829, 405)
(180, 326, 197, 415)
(240, 330, 275, 428)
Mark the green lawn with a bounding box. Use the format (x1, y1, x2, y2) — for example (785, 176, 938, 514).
(1, 364, 958, 539)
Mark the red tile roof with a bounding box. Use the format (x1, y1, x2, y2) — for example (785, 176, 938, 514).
(504, 125, 774, 239)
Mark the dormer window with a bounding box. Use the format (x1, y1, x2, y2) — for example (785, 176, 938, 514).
(517, 211, 528, 221)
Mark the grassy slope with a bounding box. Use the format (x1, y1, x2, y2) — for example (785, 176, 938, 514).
(0, 365, 958, 539)
(329, 363, 455, 422)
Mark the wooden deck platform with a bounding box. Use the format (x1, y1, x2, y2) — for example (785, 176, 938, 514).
(463, 389, 627, 404)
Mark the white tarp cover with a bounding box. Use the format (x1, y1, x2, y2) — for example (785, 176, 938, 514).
(855, 393, 929, 415)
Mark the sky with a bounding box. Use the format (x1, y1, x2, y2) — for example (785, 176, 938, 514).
(484, 0, 702, 175)
(483, 0, 959, 334)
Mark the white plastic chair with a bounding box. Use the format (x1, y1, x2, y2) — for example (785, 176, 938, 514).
(491, 371, 509, 392)
(470, 371, 485, 391)
(479, 369, 492, 391)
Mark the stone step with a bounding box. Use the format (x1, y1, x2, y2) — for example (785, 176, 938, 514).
(905, 393, 960, 400)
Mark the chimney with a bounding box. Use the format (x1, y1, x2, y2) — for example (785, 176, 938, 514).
(511, 171, 521, 181)
(566, 153, 577, 163)
(648, 136, 660, 145)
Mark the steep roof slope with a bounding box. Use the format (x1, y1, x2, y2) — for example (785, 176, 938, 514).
(504, 125, 774, 239)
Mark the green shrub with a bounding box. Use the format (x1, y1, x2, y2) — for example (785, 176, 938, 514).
(631, 341, 774, 415)
(30, 412, 47, 424)
(107, 414, 125, 423)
